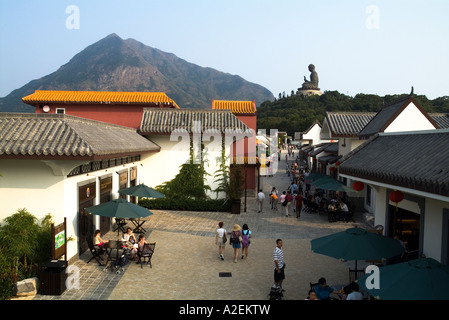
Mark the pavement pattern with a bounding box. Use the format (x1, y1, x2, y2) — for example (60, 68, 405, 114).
(30, 150, 370, 301)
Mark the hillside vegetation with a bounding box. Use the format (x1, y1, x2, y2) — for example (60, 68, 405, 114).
(257, 90, 449, 135)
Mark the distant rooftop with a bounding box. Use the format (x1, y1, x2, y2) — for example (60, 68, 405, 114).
(22, 90, 180, 108)
(140, 108, 250, 134)
(212, 100, 256, 115)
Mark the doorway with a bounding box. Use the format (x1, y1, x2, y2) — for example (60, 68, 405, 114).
(78, 182, 96, 255)
(389, 205, 420, 252)
(99, 176, 112, 235)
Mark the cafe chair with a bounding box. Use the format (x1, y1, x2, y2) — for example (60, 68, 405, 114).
(309, 282, 319, 291)
(86, 236, 105, 266)
(137, 242, 156, 269)
(113, 218, 128, 233)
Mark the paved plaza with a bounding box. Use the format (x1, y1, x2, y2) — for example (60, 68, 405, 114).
(30, 151, 370, 301)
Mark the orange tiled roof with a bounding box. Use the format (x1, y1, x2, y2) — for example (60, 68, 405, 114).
(22, 90, 180, 108)
(212, 100, 256, 115)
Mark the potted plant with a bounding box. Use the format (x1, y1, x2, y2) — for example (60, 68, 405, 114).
(228, 165, 244, 214)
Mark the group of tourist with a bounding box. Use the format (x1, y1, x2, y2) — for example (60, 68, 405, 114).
(94, 227, 151, 262)
(215, 222, 252, 263)
(306, 278, 364, 300)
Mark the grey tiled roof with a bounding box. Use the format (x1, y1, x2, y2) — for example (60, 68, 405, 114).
(310, 142, 338, 157)
(339, 129, 449, 197)
(0, 113, 160, 158)
(325, 112, 375, 137)
(358, 96, 439, 138)
(430, 113, 449, 129)
(140, 108, 250, 134)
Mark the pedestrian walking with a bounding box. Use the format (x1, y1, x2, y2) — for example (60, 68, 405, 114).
(280, 191, 286, 209)
(270, 187, 278, 210)
(273, 239, 286, 289)
(257, 189, 265, 213)
(215, 221, 227, 260)
(285, 191, 293, 217)
(230, 224, 242, 263)
(241, 224, 251, 259)
(295, 192, 303, 219)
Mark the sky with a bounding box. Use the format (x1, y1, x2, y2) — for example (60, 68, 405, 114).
(0, 0, 448, 100)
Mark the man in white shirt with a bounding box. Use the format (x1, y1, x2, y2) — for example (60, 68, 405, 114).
(257, 189, 265, 213)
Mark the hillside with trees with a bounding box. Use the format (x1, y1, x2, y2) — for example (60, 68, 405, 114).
(257, 90, 449, 136)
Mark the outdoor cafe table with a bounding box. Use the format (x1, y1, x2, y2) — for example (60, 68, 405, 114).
(129, 217, 149, 233)
(103, 240, 127, 263)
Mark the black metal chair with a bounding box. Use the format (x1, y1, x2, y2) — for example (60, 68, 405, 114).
(137, 242, 156, 269)
(113, 218, 128, 233)
(309, 282, 319, 291)
(86, 236, 105, 266)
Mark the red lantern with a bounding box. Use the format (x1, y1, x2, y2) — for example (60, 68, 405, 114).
(352, 181, 364, 193)
(389, 190, 404, 204)
(329, 166, 335, 171)
(335, 161, 340, 166)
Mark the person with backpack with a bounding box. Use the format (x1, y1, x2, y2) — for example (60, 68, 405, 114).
(229, 224, 242, 263)
(241, 224, 252, 259)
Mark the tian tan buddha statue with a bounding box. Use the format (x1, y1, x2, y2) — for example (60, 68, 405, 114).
(300, 64, 319, 90)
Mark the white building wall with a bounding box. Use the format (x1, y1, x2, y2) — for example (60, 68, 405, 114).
(385, 102, 436, 133)
(141, 135, 229, 199)
(0, 159, 143, 260)
(0, 159, 67, 220)
(424, 198, 448, 261)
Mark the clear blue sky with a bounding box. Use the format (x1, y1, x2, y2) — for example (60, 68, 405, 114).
(1, 0, 448, 100)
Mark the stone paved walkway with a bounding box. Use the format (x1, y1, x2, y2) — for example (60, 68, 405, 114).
(30, 150, 370, 301)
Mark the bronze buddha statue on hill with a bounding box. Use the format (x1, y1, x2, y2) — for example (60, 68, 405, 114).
(300, 64, 319, 90)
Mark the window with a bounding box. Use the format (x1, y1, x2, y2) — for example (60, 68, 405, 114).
(56, 108, 65, 114)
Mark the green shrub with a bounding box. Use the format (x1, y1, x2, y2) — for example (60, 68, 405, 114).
(0, 255, 15, 300)
(0, 208, 53, 299)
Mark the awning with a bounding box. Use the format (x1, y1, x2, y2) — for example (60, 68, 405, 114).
(317, 154, 341, 165)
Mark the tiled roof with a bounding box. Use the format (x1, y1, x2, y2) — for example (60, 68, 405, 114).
(310, 142, 338, 157)
(0, 113, 160, 158)
(430, 113, 449, 129)
(339, 129, 449, 197)
(358, 96, 438, 138)
(325, 112, 375, 137)
(22, 90, 180, 108)
(140, 108, 250, 134)
(212, 100, 256, 115)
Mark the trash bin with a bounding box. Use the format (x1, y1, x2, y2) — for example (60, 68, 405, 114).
(40, 260, 67, 295)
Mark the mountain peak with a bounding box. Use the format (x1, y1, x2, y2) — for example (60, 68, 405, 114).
(105, 33, 122, 39)
(0, 35, 274, 112)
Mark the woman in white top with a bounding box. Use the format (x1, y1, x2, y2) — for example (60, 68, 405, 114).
(215, 221, 227, 260)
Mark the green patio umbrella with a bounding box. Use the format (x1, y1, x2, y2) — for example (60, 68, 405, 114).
(311, 227, 406, 278)
(85, 198, 153, 219)
(311, 176, 337, 186)
(304, 172, 327, 183)
(358, 258, 449, 300)
(86, 198, 153, 238)
(315, 180, 354, 193)
(118, 184, 165, 198)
